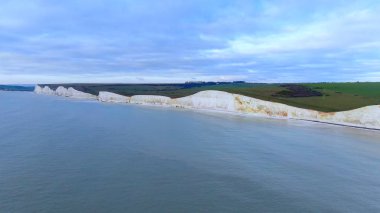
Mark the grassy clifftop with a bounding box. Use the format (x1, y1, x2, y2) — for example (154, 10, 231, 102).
(40, 82, 380, 112)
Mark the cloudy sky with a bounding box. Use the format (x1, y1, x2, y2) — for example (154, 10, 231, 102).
(1, 0, 379, 84)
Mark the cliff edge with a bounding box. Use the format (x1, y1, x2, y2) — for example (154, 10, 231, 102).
(34, 85, 380, 130)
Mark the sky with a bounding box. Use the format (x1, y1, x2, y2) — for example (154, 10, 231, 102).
(1, 0, 380, 84)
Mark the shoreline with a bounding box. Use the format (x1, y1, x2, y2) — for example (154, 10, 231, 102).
(105, 100, 380, 132)
(33, 85, 380, 131)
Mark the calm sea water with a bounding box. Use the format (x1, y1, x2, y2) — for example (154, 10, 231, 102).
(1, 91, 380, 212)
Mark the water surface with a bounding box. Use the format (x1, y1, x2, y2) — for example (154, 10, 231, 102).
(1, 92, 380, 212)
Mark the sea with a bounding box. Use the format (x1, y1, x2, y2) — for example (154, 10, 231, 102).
(1, 91, 380, 212)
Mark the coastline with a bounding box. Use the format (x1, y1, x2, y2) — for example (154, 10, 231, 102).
(34, 85, 380, 131)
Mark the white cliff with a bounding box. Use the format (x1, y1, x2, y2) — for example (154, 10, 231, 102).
(174, 90, 236, 112)
(174, 91, 380, 130)
(66, 87, 97, 99)
(35, 85, 96, 100)
(130, 95, 172, 106)
(34, 85, 43, 94)
(41, 86, 55, 95)
(316, 106, 380, 129)
(55, 86, 70, 97)
(34, 86, 380, 130)
(98, 91, 130, 103)
(233, 93, 318, 119)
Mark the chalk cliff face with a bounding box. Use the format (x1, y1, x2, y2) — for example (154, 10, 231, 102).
(233, 93, 318, 119)
(66, 87, 97, 99)
(40, 86, 55, 95)
(98, 91, 130, 103)
(176, 91, 380, 129)
(34, 86, 380, 130)
(174, 90, 236, 112)
(130, 95, 172, 106)
(35, 85, 96, 99)
(316, 106, 380, 129)
(55, 86, 70, 97)
(34, 85, 43, 94)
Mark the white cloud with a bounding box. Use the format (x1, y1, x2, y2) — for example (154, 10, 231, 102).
(1, 0, 379, 83)
(203, 7, 380, 58)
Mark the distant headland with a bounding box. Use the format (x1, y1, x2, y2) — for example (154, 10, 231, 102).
(0, 85, 34, 92)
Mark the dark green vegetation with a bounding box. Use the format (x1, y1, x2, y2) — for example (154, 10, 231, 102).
(0, 85, 34, 92)
(41, 82, 380, 112)
(273, 84, 323, 98)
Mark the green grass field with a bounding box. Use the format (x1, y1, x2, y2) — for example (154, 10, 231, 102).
(42, 82, 380, 112)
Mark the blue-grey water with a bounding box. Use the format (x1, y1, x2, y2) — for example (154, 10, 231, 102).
(1, 91, 380, 213)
